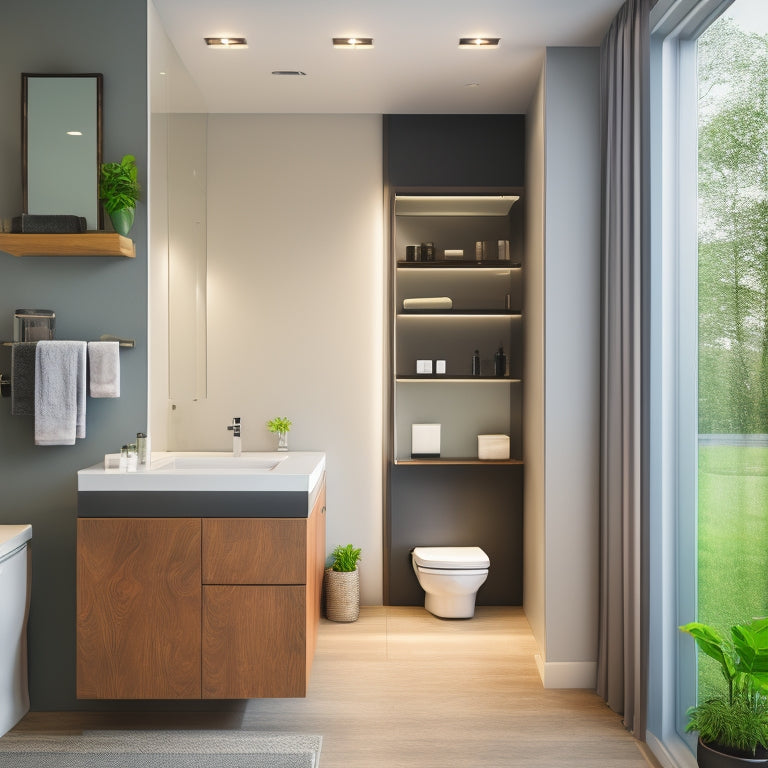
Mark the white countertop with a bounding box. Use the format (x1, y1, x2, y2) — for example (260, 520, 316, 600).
(77, 451, 326, 493)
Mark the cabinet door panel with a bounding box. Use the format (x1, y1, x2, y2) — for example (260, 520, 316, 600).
(202, 518, 305, 584)
(77, 517, 201, 699)
(202, 585, 306, 698)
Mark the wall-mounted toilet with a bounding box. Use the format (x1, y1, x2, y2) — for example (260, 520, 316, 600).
(0, 524, 32, 737)
(411, 546, 490, 619)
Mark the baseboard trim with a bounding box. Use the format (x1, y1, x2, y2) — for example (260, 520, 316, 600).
(645, 730, 697, 768)
(534, 654, 597, 688)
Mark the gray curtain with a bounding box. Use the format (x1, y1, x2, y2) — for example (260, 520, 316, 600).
(597, 0, 650, 739)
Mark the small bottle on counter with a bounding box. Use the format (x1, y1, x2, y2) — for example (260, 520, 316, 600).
(136, 433, 150, 470)
(127, 443, 138, 472)
(119, 444, 130, 473)
(494, 346, 507, 377)
(472, 349, 481, 376)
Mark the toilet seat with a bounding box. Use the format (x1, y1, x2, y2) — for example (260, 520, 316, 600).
(412, 546, 489, 570)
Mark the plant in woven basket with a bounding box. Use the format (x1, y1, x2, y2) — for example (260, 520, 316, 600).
(325, 544, 362, 622)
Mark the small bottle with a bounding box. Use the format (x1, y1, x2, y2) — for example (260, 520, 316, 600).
(494, 346, 507, 377)
(136, 433, 148, 469)
(127, 443, 138, 472)
(119, 444, 129, 473)
(472, 349, 481, 376)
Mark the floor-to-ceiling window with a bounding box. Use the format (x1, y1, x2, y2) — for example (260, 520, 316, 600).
(696, 3, 768, 701)
(648, 1, 768, 765)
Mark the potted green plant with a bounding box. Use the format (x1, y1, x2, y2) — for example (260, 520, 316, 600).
(324, 544, 361, 622)
(266, 416, 292, 451)
(99, 154, 141, 236)
(680, 618, 768, 766)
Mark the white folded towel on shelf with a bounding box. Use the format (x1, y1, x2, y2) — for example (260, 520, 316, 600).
(403, 297, 453, 310)
(34, 341, 87, 445)
(88, 341, 120, 398)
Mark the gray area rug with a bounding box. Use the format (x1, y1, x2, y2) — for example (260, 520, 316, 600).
(0, 730, 322, 768)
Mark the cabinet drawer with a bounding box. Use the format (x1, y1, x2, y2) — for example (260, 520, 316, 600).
(202, 518, 306, 585)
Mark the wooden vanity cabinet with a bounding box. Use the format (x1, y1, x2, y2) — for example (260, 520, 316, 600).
(76, 479, 326, 700)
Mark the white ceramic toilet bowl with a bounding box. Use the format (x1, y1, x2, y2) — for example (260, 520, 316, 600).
(411, 546, 489, 619)
(0, 524, 32, 738)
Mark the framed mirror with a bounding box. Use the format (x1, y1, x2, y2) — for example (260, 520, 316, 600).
(22, 73, 103, 230)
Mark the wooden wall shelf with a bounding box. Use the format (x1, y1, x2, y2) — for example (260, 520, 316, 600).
(0, 233, 135, 258)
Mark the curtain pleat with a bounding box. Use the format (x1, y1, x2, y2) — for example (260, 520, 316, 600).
(597, 0, 650, 740)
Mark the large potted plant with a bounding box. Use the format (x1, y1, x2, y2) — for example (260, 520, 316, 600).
(324, 544, 361, 622)
(99, 154, 141, 236)
(680, 618, 768, 766)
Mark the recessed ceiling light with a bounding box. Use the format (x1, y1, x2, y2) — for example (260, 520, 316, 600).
(272, 71, 307, 76)
(204, 37, 248, 49)
(332, 37, 373, 49)
(66, 131, 83, 136)
(459, 37, 500, 49)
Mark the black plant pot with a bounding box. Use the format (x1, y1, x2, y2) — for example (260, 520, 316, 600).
(698, 739, 768, 767)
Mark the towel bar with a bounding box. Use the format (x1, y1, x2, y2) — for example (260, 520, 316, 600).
(1, 337, 135, 349)
(0, 338, 134, 398)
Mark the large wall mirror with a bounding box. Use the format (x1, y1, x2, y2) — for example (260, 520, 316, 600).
(22, 73, 103, 230)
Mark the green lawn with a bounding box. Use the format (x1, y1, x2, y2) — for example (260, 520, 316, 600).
(698, 444, 768, 699)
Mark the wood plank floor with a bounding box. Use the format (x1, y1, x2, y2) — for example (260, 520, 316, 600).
(14, 606, 661, 767)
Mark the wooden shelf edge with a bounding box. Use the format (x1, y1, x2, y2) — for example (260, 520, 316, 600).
(394, 458, 524, 466)
(0, 233, 135, 258)
(396, 260, 522, 269)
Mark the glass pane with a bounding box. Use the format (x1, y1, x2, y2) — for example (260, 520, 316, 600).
(697, 1, 768, 700)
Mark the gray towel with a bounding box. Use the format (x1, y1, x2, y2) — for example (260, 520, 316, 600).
(87, 341, 120, 397)
(34, 341, 87, 445)
(11, 342, 36, 416)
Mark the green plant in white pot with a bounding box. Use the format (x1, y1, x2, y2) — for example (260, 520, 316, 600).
(680, 617, 768, 766)
(266, 416, 292, 451)
(324, 544, 361, 622)
(99, 154, 141, 236)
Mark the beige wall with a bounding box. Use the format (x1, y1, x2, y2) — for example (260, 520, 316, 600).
(164, 114, 385, 604)
(525, 47, 601, 688)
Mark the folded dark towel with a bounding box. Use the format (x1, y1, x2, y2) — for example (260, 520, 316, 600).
(11, 214, 87, 233)
(11, 342, 36, 416)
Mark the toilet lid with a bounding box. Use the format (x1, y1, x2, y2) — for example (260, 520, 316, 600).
(0, 524, 32, 560)
(412, 546, 489, 569)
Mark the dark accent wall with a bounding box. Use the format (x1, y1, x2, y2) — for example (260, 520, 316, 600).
(384, 114, 525, 187)
(389, 465, 523, 606)
(385, 114, 526, 606)
(0, 0, 147, 709)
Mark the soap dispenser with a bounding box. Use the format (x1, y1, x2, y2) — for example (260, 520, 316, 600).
(494, 346, 507, 377)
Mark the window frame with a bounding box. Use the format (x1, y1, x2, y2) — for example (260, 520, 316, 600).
(647, 0, 735, 765)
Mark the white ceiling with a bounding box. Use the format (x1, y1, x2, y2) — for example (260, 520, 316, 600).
(152, 0, 625, 114)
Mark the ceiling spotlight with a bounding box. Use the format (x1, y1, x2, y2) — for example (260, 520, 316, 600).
(272, 71, 307, 76)
(332, 37, 373, 48)
(459, 37, 500, 48)
(204, 37, 248, 48)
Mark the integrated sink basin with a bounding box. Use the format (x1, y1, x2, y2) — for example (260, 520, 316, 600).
(168, 455, 286, 471)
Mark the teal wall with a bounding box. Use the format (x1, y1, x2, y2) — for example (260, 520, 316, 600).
(0, 0, 148, 709)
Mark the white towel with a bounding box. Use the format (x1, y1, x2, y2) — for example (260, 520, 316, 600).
(88, 341, 120, 398)
(34, 341, 87, 445)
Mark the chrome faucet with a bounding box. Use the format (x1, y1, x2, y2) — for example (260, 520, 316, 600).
(227, 417, 242, 457)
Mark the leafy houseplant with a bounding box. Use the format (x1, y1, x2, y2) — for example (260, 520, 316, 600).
(266, 417, 292, 452)
(99, 154, 141, 236)
(680, 618, 768, 766)
(330, 544, 361, 572)
(324, 544, 361, 622)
